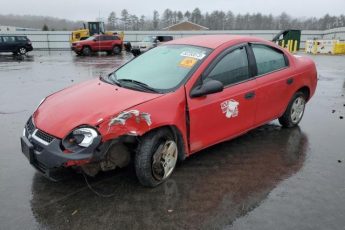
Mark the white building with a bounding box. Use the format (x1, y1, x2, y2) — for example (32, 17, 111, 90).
(0, 25, 40, 32)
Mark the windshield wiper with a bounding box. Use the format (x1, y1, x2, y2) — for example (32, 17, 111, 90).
(105, 73, 123, 87)
(118, 79, 159, 93)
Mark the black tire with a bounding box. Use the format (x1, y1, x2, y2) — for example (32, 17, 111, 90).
(279, 91, 306, 128)
(17, 47, 27, 55)
(131, 49, 141, 57)
(124, 42, 132, 52)
(135, 128, 178, 187)
(112, 46, 121, 55)
(82, 46, 91, 56)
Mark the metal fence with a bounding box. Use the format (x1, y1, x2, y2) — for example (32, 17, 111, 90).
(1, 28, 344, 50)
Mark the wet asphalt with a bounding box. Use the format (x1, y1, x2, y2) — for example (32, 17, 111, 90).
(0, 51, 344, 230)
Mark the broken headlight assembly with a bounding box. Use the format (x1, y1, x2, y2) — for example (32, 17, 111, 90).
(62, 127, 99, 152)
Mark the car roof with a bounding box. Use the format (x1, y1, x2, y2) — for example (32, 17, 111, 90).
(166, 35, 269, 49)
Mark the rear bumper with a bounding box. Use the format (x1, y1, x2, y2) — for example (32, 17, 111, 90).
(26, 45, 33, 52)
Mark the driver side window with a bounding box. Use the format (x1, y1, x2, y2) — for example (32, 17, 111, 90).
(205, 47, 249, 86)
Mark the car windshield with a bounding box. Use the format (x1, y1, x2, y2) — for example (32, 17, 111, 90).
(86, 36, 96, 40)
(111, 45, 211, 92)
(142, 36, 155, 42)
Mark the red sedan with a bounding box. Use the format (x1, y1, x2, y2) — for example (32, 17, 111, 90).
(21, 35, 317, 187)
(71, 34, 123, 56)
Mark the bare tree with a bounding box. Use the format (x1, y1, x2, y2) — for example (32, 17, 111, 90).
(191, 8, 202, 25)
(107, 11, 117, 30)
(121, 9, 129, 30)
(162, 9, 173, 27)
(153, 10, 160, 30)
(184, 11, 191, 21)
(42, 24, 49, 31)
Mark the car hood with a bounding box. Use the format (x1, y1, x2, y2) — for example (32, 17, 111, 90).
(34, 79, 162, 138)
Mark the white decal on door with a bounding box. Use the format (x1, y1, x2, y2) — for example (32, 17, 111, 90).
(221, 99, 239, 118)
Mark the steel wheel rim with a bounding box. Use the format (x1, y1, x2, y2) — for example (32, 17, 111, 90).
(113, 47, 120, 53)
(152, 140, 178, 181)
(84, 48, 90, 54)
(19, 48, 26, 54)
(290, 96, 305, 124)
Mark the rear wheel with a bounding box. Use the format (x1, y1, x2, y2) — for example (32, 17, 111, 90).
(112, 46, 121, 55)
(82, 46, 92, 56)
(279, 91, 306, 128)
(17, 47, 27, 55)
(135, 129, 178, 187)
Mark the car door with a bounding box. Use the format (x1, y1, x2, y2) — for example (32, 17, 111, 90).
(249, 43, 291, 125)
(100, 35, 111, 51)
(93, 36, 103, 51)
(1, 36, 16, 52)
(187, 44, 257, 152)
(0, 36, 4, 51)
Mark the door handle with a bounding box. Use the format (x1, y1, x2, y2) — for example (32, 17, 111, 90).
(287, 78, 294, 85)
(244, 91, 255, 99)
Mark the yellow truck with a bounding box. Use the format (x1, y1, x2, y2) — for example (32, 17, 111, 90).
(70, 21, 124, 43)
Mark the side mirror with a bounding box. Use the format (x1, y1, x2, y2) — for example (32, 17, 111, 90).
(190, 80, 224, 98)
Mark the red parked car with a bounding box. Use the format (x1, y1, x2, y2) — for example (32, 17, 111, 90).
(21, 35, 317, 187)
(71, 34, 123, 56)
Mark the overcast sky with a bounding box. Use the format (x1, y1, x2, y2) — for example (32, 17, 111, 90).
(1, 0, 344, 21)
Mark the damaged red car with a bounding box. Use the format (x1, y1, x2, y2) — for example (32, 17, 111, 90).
(20, 35, 317, 187)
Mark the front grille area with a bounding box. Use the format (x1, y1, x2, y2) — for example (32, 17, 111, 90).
(26, 118, 35, 134)
(26, 117, 55, 144)
(35, 129, 55, 143)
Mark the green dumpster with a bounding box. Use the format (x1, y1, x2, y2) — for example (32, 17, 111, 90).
(272, 29, 301, 52)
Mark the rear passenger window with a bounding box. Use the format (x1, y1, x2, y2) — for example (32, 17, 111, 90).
(206, 47, 249, 86)
(252, 44, 287, 75)
(16, 36, 28, 41)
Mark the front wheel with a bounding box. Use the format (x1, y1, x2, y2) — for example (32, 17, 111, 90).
(135, 129, 178, 187)
(82, 46, 91, 56)
(279, 92, 306, 128)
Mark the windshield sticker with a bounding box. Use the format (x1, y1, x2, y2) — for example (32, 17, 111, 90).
(180, 51, 206, 60)
(179, 57, 198, 68)
(221, 99, 239, 118)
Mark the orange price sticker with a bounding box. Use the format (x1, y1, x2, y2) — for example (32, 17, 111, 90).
(179, 57, 197, 68)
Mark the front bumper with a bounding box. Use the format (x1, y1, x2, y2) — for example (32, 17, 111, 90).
(21, 118, 101, 180)
(71, 46, 82, 52)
